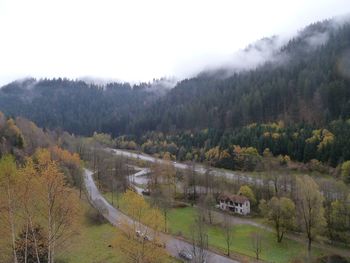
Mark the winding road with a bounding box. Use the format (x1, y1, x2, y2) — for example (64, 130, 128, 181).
(100, 148, 350, 259)
(108, 148, 260, 185)
(83, 168, 239, 263)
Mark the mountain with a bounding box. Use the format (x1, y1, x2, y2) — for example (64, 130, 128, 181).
(132, 20, 350, 133)
(1, 18, 350, 165)
(0, 78, 166, 136)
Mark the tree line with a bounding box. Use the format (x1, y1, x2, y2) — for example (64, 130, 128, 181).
(116, 119, 350, 181)
(1, 20, 350, 169)
(61, 130, 350, 261)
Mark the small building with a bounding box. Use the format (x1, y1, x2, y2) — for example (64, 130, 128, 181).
(218, 193, 250, 215)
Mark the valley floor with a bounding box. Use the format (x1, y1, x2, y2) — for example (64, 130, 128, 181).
(55, 197, 124, 263)
(104, 192, 325, 263)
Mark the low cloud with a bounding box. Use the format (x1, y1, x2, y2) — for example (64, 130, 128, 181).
(305, 31, 329, 47)
(195, 16, 350, 79)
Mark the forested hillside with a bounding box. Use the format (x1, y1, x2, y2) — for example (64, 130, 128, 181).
(1, 19, 350, 166)
(0, 78, 163, 136)
(133, 20, 350, 132)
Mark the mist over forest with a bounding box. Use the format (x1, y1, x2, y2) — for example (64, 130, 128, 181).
(1, 18, 350, 168)
(2, 1, 350, 262)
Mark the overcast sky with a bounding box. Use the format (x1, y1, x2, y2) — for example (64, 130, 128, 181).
(0, 0, 349, 85)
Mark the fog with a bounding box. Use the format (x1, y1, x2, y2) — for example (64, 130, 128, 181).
(0, 0, 349, 86)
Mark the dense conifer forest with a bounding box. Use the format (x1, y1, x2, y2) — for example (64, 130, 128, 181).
(1, 19, 350, 166)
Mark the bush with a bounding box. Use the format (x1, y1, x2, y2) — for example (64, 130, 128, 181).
(85, 207, 107, 225)
(16, 224, 47, 263)
(315, 255, 349, 263)
(341, 161, 350, 184)
(172, 201, 189, 208)
(307, 159, 328, 173)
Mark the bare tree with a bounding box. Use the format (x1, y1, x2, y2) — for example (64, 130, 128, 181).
(222, 212, 234, 256)
(263, 150, 280, 197)
(114, 156, 129, 193)
(198, 193, 215, 224)
(187, 161, 198, 206)
(149, 160, 175, 232)
(204, 163, 213, 195)
(191, 209, 209, 263)
(151, 186, 173, 232)
(251, 231, 263, 260)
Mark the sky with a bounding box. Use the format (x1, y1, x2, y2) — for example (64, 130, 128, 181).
(0, 0, 349, 86)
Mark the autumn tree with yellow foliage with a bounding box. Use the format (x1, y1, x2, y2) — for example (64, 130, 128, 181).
(0, 149, 80, 263)
(114, 190, 168, 263)
(149, 156, 176, 232)
(0, 155, 20, 263)
(296, 175, 326, 254)
(34, 149, 80, 263)
(50, 145, 83, 197)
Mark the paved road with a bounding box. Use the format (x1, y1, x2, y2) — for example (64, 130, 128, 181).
(105, 149, 350, 259)
(84, 168, 240, 263)
(108, 148, 262, 185)
(109, 148, 350, 202)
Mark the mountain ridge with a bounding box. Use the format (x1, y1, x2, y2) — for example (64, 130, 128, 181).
(0, 18, 349, 137)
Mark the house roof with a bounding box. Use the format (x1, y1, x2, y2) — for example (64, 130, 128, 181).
(218, 193, 249, 204)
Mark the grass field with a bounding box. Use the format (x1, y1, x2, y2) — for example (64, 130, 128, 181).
(56, 198, 124, 263)
(103, 191, 326, 262)
(167, 206, 325, 263)
(58, 194, 178, 263)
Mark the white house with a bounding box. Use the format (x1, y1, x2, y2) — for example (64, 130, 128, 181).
(218, 193, 250, 215)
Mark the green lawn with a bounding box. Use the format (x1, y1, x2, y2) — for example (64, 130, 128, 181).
(61, 194, 178, 263)
(103, 191, 328, 262)
(167, 206, 325, 263)
(56, 199, 124, 263)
